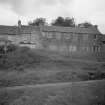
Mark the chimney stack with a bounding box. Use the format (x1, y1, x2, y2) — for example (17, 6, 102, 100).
(18, 20, 21, 28)
(94, 25, 98, 29)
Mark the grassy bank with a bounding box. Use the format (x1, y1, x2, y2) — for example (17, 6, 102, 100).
(0, 60, 105, 87)
(0, 46, 105, 87)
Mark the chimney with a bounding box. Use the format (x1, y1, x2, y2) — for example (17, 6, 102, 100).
(18, 20, 21, 28)
(94, 25, 98, 29)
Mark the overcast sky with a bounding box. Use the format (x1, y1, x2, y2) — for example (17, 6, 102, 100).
(0, 0, 105, 33)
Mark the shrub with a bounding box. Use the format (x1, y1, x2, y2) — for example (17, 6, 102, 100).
(88, 71, 105, 80)
(77, 73, 90, 81)
(0, 45, 49, 70)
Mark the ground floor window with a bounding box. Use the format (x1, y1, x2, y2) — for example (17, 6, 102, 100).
(82, 47, 89, 52)
(92, 46, 100, 52)
(48, 45, 58, 51)
(59, 45, 67, 52)
(69, 45, 77, 52)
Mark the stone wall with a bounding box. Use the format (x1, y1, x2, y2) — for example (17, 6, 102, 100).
(0, 27, 102, 59)
(40, 31, 102, 56)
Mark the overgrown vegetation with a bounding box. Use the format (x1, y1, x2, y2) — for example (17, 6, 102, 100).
(0, 45, 49, 70)
(0, 45, 105, 105)
(0, 44, 105, 87)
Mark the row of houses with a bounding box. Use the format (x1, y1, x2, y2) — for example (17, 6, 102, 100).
(0, 20, 104, 57)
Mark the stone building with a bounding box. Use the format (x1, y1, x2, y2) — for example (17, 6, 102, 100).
(0, 20, 103, 57)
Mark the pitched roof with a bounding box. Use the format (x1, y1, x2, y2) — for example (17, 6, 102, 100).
(0, 25, 102, 35)
(20, 25, 39, 34)
(0, 25, 18, 35)
(40, 25, 102, 35)
(0, 25, 39, 35)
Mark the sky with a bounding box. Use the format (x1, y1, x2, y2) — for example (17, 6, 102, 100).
(0, 0, 105, 33)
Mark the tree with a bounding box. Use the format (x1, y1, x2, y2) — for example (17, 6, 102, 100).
(64, 17, 75, 27)
(51, 17, 75, 27)
(28, 18, 47, 26)
(51, 17, 65, 26)
(78, 22, 93, 28)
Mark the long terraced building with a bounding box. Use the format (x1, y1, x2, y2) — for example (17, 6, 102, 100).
(0, 20, 105, 59)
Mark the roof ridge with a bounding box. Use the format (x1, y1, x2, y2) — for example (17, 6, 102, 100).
(0, 24, 102, 35)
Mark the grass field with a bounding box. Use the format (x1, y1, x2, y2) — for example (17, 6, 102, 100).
(0, 48, 105, 105)
(0, 58, 105, 87)
(0, 80, 105, 105)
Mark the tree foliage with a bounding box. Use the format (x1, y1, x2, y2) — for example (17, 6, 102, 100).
(28, 18, 47, 26)
(78, 22, 93, 28)
(51, 17, 75, 27)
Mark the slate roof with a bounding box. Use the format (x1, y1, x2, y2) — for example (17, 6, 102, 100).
(20, 25, 39, 34)
(0, 25, 40, 35)
(0, 25, 102, 35)
(41, 25, 102, 35)
(0, 25, 18, 35)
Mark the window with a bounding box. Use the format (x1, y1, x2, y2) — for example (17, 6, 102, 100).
(63, 33, 70, 39)
(102, 41, 105, 44)
(69, 45, 77, 52)
(42, 32, 46, 37)
(47, 32, 53, 38)
(72, 34, 78, 41)
(98, 46, 100, 52)
(55, 32, 61, 39)
(94, 35, 97, 39)
(65, 33, 70, 39)
(82, 47, 89, 52)
(49, 45, 57, 51)
(42, 32, 53, 38)
(83, 34, 88, 41)
(59, 45, 67, 52)
(21, 34, 30, 43)
(92, 46, 100, 52)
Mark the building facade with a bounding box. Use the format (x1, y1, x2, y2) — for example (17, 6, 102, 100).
(0, 20, 103, 57)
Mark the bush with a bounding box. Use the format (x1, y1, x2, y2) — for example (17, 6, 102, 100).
(88, 71, 105, 80)
(0, 45, 49, 70)
(77, 73, 90, 81)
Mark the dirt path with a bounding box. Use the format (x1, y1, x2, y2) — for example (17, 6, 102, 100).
(2, 79, 105, 90)
(59, 58, 105, 64)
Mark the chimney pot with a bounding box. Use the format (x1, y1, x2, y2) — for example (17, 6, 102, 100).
(18, 20, 21, 28)
(94, 25, 98, 29)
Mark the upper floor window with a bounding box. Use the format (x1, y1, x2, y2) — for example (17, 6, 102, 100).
(94, 35, 101, 41)
(47, 32, 53, 38)
(42, 32, 46, 37)
(69, 45, 77, 52)
(63, 33, 70, 39)
(66, 33, 70, 39)
(94, 35, 98, 39)
(55, 32, 61, 39)
(102, 41, 105, 44)
(82, 46, 89, 52)
(49, 45, 57, 51)
(42, 32, 53, 38)
(92, 46, 100, 52)
(83, 34, 88, 41)
(72, 34, 78, 41)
